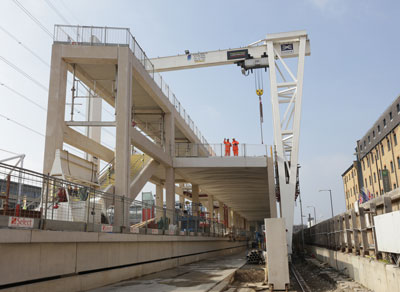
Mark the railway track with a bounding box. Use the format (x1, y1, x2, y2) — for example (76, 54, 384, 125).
(290, 263, 312, 292)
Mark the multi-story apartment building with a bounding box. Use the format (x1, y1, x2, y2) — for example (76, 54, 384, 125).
(342, 95, 400, 210)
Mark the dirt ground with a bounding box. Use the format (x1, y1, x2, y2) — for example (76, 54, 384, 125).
(225, 256, 372, 292)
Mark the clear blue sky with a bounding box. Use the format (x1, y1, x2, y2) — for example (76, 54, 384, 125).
(1, 0, 399, 223)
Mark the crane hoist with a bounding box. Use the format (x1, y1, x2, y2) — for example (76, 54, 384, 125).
(150, 30, 311, 254)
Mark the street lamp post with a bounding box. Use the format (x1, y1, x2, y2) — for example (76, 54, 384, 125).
(307, 205, 317, 225)
(319, 189, 334, 218)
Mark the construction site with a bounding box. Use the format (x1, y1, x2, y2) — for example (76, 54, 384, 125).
(1, 1, 400, 292)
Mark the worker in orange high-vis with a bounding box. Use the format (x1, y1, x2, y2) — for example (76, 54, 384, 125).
(232, 138, 239, 156)
(224, 138, 231, 156)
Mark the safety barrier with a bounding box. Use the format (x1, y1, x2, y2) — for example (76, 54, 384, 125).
(53, 25, 209, 147)
(0, 163, 249, 237)
(175, 143, 270, 157)
(294, 190, 400, 265)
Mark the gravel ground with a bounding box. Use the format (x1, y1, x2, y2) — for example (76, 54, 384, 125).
(224, 257, 373, 292)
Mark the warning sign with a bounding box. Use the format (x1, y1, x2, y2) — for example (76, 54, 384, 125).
(8, 216, 34, 228)
(101, 224, 113, 233)
(130, 227, 140, 234)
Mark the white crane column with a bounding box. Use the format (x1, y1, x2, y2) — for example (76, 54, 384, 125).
(267, 32, 307, 254)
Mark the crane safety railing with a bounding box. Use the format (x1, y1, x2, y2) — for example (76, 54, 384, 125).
(0, 163, 248, 237)
(53, 25, 209, 150)
(175, 143, 271, 158)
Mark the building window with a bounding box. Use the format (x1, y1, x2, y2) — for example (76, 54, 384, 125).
(390, 111, 393, 121)
(369, 175, 372, 186)
(379, 169, 382, 180)
(394, 183, 397, 189)
(388, 139, 391, 151)
(368, 136, 371, 143)
(374, 172, 377, 183)
(378, 125, 381, 133)
(351, 171, 353, 178)
(365, 178, 367, 187)
(382, 144, 385, 156)
(376, 151, 379, 160)
(367, 156, 370, 167)
(371, 154, 374, 163)
(397, 103, 400, 114)
(391, 161, 394, 173)
(364, 140, 366, 147)
(394, 134, 398, 146)
(362, 160, 365, 170)
(384, 118, 387, 127)
(398, 156, 400, 169)
(360, 145, 363, 151)
(373, 130, 376, 138)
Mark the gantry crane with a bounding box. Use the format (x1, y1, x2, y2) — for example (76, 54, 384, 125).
(150, 30, 310, 253)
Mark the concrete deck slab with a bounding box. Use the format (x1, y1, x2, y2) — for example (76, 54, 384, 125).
(88, 252, 246, 292)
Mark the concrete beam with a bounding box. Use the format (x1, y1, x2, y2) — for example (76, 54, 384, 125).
(173, 157, 267, 168)
(129, 160, 160, 200)
(66, 121, 116, 127)
(63, 125, 114, 163)
(130, 127, 172, 167)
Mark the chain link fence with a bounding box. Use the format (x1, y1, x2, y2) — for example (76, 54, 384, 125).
(0, 163, 248, 237)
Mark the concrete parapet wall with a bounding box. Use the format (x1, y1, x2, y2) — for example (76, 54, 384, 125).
(0, 229, 246, 290)
(306, 245, 400, 291)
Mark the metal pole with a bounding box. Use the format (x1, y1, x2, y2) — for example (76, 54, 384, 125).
(329, 190, 334, 218)
(299, 193, 305, 252)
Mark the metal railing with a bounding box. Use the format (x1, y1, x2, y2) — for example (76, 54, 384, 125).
(175, 143, 270, 157)
(53, 25, 209, 148)
(0, 163, 248, 237)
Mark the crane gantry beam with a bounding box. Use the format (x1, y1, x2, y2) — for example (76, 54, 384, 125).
(150, 30, 310, 73)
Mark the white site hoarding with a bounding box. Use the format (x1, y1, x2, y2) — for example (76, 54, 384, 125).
(374, 210, 400, 254)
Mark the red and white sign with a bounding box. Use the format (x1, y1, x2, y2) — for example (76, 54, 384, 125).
(8, 216, 34, 228)
(130, 227, 139, 234)
(151, 229, 159, 235)
(101, 224, 113, 233)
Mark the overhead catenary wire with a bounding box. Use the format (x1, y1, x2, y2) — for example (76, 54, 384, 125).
(0, 56, 48, 92)
(12, 0, 53, 38)
(43, 0, 71, 25)
(0, 82, 46, 111)
(0, 25, 50, 67)
(58, 0, 82, 24)
(0, 113, 45, 137)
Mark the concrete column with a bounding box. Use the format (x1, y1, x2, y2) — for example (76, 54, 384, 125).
(85, 92, 102, 169)
(43, 45, 68, 174)
(179, 194, 185, 210)
(164, 113, 175, 156)
(155, 184, 163, 220)
(228, 207, 233, 228)
(192, 184, 199, 214)
(218, 201, 224, 224)
(114, 47, 132, 227)
(165, 167, 175, 225)
(207, 195, 214, 220)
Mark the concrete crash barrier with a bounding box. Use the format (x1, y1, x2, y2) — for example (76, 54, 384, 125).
(307, 245, 400, 291)
(0, 229, 246, 291)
